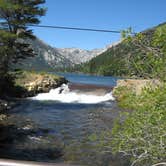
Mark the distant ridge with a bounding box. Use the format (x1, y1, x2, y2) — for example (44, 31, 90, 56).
(16, 37, 107, 71)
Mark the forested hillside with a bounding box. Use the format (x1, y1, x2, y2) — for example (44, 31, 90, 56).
(74, 23, 166, 79)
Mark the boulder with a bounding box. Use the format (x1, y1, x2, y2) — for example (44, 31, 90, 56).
(113, 79, 160, 95)
(0, 100, 9, 112)
(22, 74, 68, 97)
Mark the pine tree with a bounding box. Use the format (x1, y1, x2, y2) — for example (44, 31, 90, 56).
(0, 0, 46, 95)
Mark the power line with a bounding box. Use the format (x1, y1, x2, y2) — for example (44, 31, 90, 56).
(28, 24, 137, 34)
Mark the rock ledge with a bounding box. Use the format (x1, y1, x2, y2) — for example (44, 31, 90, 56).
(14, 71, 68, 97)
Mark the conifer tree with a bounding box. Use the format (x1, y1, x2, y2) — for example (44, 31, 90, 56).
(0, 0, 46, 72)
(0, 0, 46, 95)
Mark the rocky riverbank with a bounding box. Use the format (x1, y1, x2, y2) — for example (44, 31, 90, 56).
(0, 71, 68, 112)
(112, 79, 161, 104)
(14, 71, 68, 97)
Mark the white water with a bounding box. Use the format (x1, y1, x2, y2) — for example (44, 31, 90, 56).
(31, 84, 114, 104)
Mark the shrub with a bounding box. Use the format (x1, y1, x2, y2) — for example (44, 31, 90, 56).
(111, 84, 166, 166)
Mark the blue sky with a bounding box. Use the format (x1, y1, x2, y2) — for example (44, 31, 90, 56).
(33, 0, 166, 50)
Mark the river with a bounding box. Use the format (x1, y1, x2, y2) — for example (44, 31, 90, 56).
(0, 73, 128, 166)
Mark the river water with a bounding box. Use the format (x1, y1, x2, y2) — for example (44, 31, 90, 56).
(0, 73, 128, 166)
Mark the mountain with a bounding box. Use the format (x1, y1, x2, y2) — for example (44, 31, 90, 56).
(16, 38, 106, 71)
(57, 47, 106, 65)
(74, 22, 166, 78)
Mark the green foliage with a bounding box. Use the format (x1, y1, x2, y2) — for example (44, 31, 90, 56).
(152, 24, 166, 54)
(121, 27, 133, 39)
(0, 0, 46, 68)
(72, 23, 166, 80)
(111, 84, 166, 165)
(113, 86, 137, 109)
(0, 0, 46, 96)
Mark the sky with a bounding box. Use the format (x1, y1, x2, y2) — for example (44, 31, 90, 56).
(32, 0, 166, 50)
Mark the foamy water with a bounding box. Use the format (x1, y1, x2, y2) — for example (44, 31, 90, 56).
(30, 84, 114, 104)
